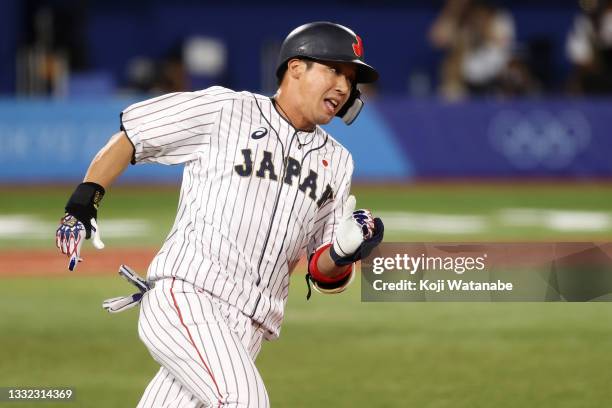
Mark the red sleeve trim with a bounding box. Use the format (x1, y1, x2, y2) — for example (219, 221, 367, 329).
(308, 243, 353, 284)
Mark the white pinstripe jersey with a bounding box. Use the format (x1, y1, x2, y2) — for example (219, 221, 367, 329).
(121, 86, 353, 339)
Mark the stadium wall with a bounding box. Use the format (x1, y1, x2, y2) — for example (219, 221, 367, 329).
(0, 97, 611, 183)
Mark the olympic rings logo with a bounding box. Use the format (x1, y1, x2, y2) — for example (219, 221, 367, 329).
(488, 109, 591, 170)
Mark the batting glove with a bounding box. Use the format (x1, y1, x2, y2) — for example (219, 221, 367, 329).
(56, 215, 105, 271)
(102, 265, 151, 313)
(57, 182, 106, 271)
(330, 195, 384, 266)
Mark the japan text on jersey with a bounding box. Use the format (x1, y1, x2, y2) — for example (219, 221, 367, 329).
(121, 86, 353, 339)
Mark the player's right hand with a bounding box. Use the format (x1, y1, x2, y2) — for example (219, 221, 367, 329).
(56, 215, 105, 271)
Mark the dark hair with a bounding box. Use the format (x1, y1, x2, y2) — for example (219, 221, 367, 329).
(277, 58, 314, 86)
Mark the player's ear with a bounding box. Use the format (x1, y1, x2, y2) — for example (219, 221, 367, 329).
(287, 58, 306, 79)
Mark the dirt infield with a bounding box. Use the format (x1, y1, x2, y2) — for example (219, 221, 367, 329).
(0, 248, 157, 277)
(0, 248, 308, 277)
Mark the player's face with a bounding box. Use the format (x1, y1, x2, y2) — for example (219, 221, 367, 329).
(299, 61, 356, 125)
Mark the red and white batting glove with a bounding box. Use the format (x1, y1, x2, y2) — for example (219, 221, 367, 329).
(56, 215, 105, 271)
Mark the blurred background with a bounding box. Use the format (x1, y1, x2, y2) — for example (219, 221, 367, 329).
(1, 0, 612, 182)
(1, 0, 612, 407)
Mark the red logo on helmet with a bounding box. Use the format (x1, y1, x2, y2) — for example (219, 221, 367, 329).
(352, 35, 363, 58)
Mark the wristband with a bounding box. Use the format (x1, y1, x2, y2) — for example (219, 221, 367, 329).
(308, 244, 353, 284)
(329, 244, 355, 266)
(65, 182, 105, 238)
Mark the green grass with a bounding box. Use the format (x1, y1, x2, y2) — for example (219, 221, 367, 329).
(1, 182, 612, 407)
(4, 183, 612, 218)
(357, 183, 612, 241)
(0, 275, 611, 407)
(2, 183, 612, 249)
(0, 276, 155, 407)
(267, 276, 612, 408)
(357, 183, 612, 212)
(1, 186, 179, 248)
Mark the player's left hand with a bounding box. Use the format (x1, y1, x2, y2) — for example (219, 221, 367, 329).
(330, 195, 384, 266)
(56, 215, 105, 271)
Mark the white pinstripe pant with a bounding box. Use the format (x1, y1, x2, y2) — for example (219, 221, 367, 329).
(137, 278, 270, 407)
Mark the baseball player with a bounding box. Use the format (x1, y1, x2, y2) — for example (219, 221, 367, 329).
(56, 22, 384, 407)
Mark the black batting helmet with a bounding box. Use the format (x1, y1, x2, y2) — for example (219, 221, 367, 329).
(275, 22, 379, 84)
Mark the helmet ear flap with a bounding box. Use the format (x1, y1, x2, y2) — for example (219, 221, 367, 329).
(336, 87, 363, 125)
